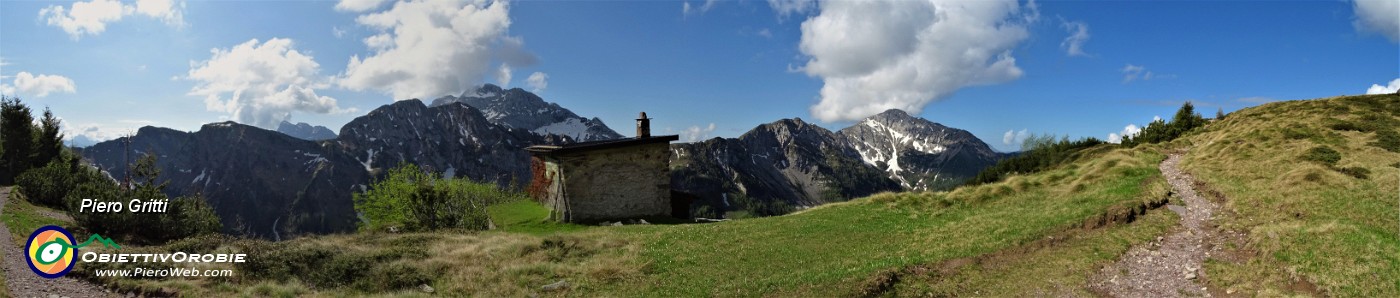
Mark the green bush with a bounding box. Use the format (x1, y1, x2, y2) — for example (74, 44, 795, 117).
(1301, 146, 1342, 167)
(355, 163, 522, 232)
(16, 161, 74, 208)
(966, 135, 1105, 185)
(67, 154, 222, 244)
(725, 192, 793, 218)
(1122, 101, 1207, 147)
(1372, 129, 1400, 153)
(1336, 167, 1370, 180)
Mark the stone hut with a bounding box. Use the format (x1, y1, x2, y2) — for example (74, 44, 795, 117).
(526, 112, 679, 223)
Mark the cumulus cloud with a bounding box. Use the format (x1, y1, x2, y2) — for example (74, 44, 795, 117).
(1, 72, 77, 97)
(335, 0, 391, 12)
(186, 38, 348, 129)
(496, 64, 513, 87)
(338, 0, 536, 101)
(1060, 19, 1090, 57)
(133, 0, 185, 27)
(526, 72, 548, 92)
(1106, 124, 1141, 144)
(38, 0, 184, 39)
(798, 0, 1035, 122)
(1002, 129, 1029, 147)
(1366, 78, 1400, 94)
(768, 0, 816, 19)
(682, 123, 718, 142)
(1353, 0, 1399, 42)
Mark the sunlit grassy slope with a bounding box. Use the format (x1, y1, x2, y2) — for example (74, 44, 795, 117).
(52, 95, 1400, 297)
(1179, 94, 1400, 296)
(70, 145, 1178, 297)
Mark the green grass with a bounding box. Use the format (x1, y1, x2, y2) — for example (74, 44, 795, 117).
(486, 200, 589, 235)
(1183, 93, 1400, 296)
(1, 188, 73, 246)
(87, 147, 1175, 296)
(584, 148, 1169, 296)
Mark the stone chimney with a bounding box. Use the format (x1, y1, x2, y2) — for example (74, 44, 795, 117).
(636, 112, 651, 138)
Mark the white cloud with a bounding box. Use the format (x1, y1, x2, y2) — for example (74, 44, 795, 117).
(1120, 64, 1173, 83)
(526, 72, 548, 92)
(496, 64, 513, 87)
(332, 26, 348, 38)
(38, 0, 185, 39)
(1353, 0, 1399, 42)
(1060, 19, 1090, 57)
(63, 123, 125, 144)
(1107, 124, 1141, 144)
(338, 0, 535, 100)
(1, 72, 78, 97)
(683, 0, 718, 16)
(39, 0, 129, 39)
(336, 0, 391, 12)
(682, 123, 717, 142)
(1366, 78, 1400, 94)
(186, 38, 348, 129)
(757, 28, 773, 38)
(134, 0, 185, 27)
(767, 0, 816, 19)
(799, 0, 1035, 122)
(1002, 129, 1029, 147)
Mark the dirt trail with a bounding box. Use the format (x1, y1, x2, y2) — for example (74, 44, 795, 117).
(0, 187, 115, 298)
(1089, 153, 1221, 297)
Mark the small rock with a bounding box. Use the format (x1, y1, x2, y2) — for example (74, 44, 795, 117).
(1226, 288, 1236, 294)
(541, 280, 569, 291)
(611, 222, 623, 227)
(420, 284, 435, 293)
(1157, 236, 1164, 242)
(1186, 272, 1197, 280)
(638, 219, 650, 225)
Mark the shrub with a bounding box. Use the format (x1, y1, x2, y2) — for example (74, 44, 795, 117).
(1336, 167, 1370, 180)
(725, 192, 793, 218)
(1301, 146, 1341, 167)
(67, 154, 221, 244)
(16, 161, 74, 208)
(1122, 101, 1207, 147)
(1327, 120, 1369, 132)
(1372, 129, 1400, 153)
(966, 135, 1104, 185)
(355, 163, 522, 232)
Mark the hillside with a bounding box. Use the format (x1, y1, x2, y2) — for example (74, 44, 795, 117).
(1178, 94, 1400, 295)
(37, 94, 1398, 296)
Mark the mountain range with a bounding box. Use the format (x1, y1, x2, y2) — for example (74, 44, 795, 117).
(78, 84, 1005, 238)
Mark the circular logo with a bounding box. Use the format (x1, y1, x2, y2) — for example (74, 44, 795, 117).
(25, 225, 76, 279)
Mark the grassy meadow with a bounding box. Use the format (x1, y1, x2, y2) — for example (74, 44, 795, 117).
(32, 146, 1178, 297)
(7, 94, 1395, 297)
(1180, 94, 1400, 296)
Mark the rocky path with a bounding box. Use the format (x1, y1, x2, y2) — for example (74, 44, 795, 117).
(1089, 153, 1221, 297)
(0, 187, 115, 298)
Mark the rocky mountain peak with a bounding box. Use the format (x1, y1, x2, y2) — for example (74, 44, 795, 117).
(277, 121, 337, 141)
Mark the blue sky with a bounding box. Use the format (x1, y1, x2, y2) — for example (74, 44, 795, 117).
(1, 0, 1396, 151)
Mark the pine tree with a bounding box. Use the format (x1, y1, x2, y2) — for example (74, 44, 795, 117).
(35, 107, 64, 167)
(1216, 107, 1225, 120)
(0, 96, 35, 184)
